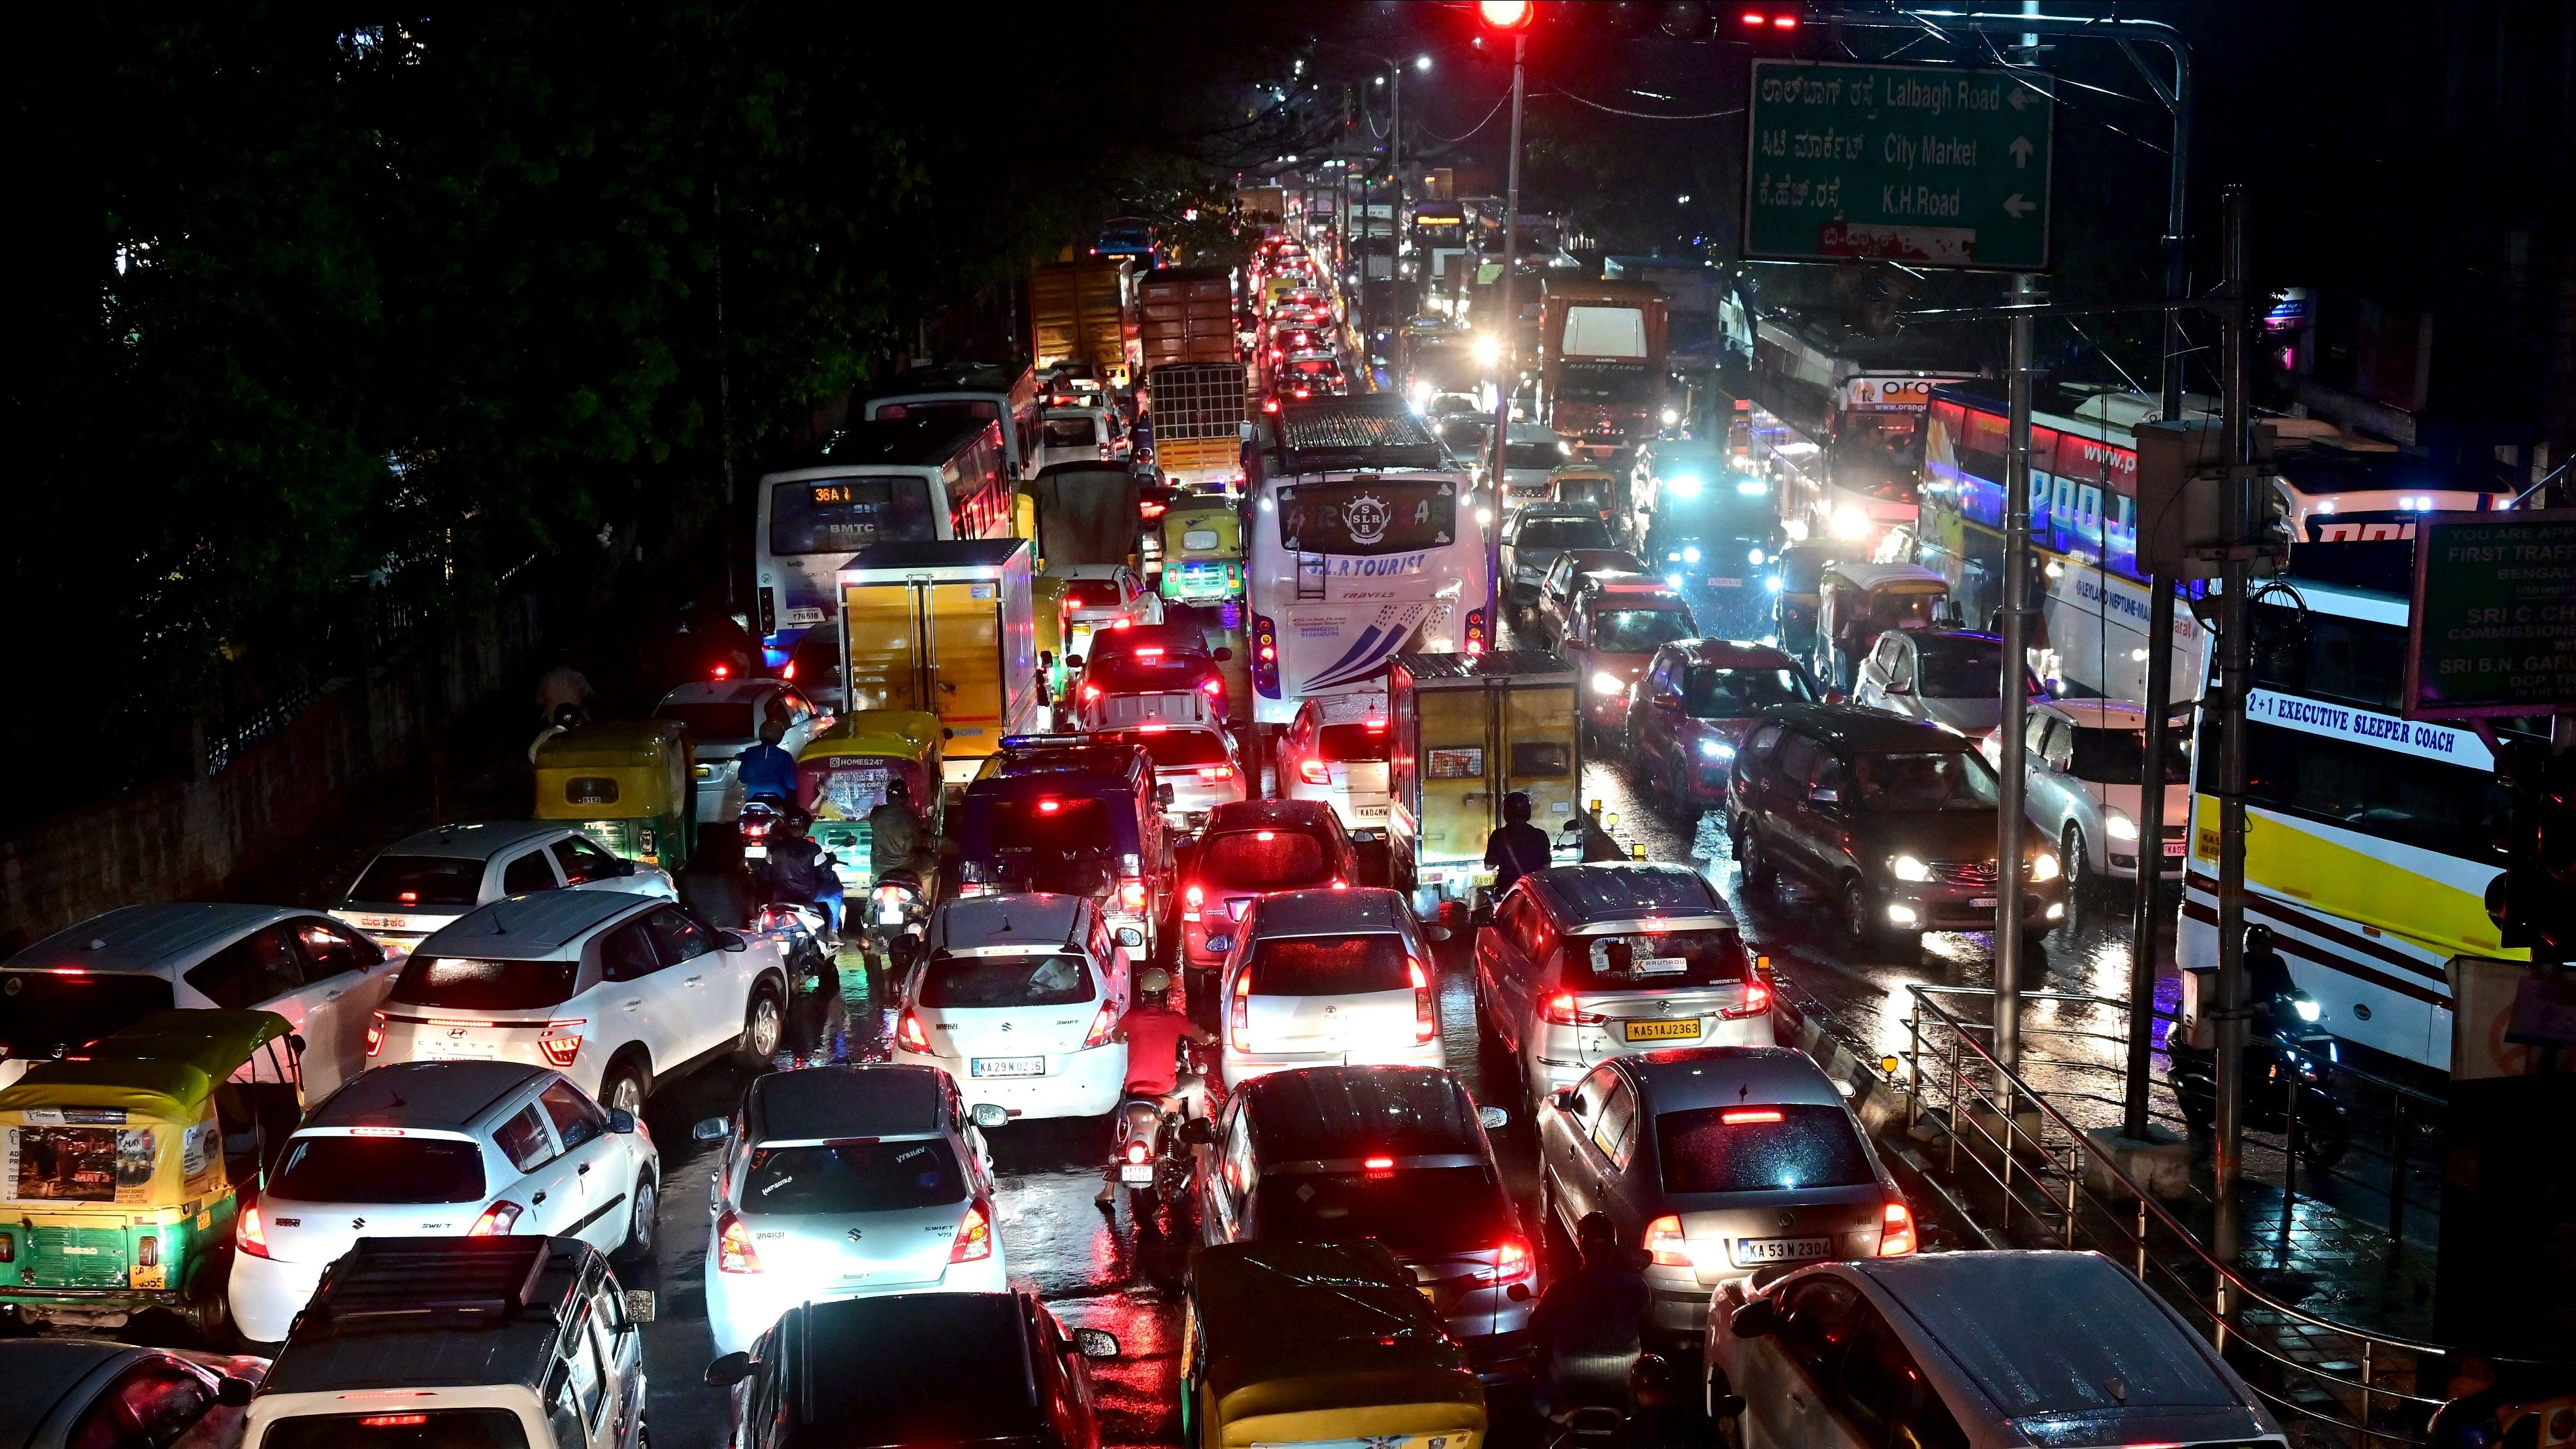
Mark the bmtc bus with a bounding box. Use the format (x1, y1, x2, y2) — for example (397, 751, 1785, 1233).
(2177, 563, 2528, 1074)
(1248, 399, 1491, 725)
(754, 416, 1014, 672)
(862, 363, 1044, 482)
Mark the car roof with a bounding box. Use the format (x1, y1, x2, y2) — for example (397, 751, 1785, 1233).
(747, 1065, 946, 1144)
(0, 1340, 147, 1428)
(1672, 639, 1802, 669)
(1206, 798, 1339, 831)
(1046, 563, 1131, 580)
(1764, 703, 1968, 752)
(1848, 1252, 2256, 1424)
(1582, 573, 1683, 599)
(929, 893, 1085, 952)
(1249, 886, 1410, 937)
(8, 903, 306, 976)
(981, 741, 1149, 783)
(1621, 1046, 1845, 1112)
(1522, 863, 1729, 928)
(784, 1293, 1045, 1444)
(1238, 1067, 1486, 1159)
(367, 820, 568, 862)
(656, 679, 786, 707)
(261, 1237, 597, 1396)
(1304, 693, 1387, 725)
(1909, 629, 2002, 650)
(415, 890, 650, 960)
(1823, 561, 1947, 590)
(1554, 548, 1643, 573)
(307, 1061, 551, 1133)
(1088, 623, 1211, 657)
(1513, 503, 1594, 521)
(2038, 699, 2149, 729)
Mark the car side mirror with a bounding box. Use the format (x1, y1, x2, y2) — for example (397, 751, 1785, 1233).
(1651, 693, 1679, 712)
(1729, 1298, 1781, 1339)
(1117, 925, 1145, 948)
(972, 1103, 1011, 1129)
(1212, 647, 1233, 661)
(287, 1033, 307, 1058)
(1179, 1118, 1218, 1146)
(217, 1377, 256, 1408)
(706, 1352, 754, 1389)
(1472, 901, 1494, 928)
(1808, 787, 1840, 806)
(616, 858, 638, 878)
(1065, 654, 1085, 669)
(608, 1108, 638, 1135)
(1825, 690, 1847, 705)
(1713, 1393, 1749, 1419)
(691, 1117, 730, 1143)
(719, 930, 750, 953)
(1477, 1105, 1510, 1131)
(1157, 784, 1176, 807)
(1420, 924, 1452, 943)
(1548, 1087, 1578, 1114)
(1074, 1328, 1122, 1360)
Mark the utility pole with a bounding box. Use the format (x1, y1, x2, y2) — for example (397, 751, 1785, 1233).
(2211, 186, 2254, 1261)
(1485, 32, 1527, 631)
(1995, 268, 2041, 1090)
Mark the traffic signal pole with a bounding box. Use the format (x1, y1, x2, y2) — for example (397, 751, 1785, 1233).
(2211, 186, 2254, 1262)
(1485, 32, 1527, 628)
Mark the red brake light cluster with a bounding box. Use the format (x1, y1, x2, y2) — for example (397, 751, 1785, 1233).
(237, 1204, 271, 1259)
(950, 1199, 995, 1263)
(1879, 1201, 1917, 1256)
(1721, 1108, 1785, 1125)
(1229, 971, 1252, 1052)
(1643, 1214, 1691, 1267)
(1197, 765, 1233, 782)
(1298, 756, 1330, 786)
(1723, 978, 1772, 1020)
(1540, 991, 1606, 1026)
(538, 1020, 584, 1067)
(716, 1210, 761, 1273)
(1082, 999, 1119, 1048)
(1491, 1235, 1535, 1283)
(468, 1201, 523, 1237)
(364, 1010, 386, 1058)
(1409, 959, 1436, 1044)
(898, 1012, 931, 1053)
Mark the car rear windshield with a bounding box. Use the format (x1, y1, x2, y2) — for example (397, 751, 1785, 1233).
(1685, 666, 1814, 717)
(346, 856, 484, 908)
(1247, 934, 1409, 995)
(1515, 518, 1614, 551)
(1655, 1103, 1875, 1195)
(1915, 637, 2007, 698)
(1088, 656, 1214, 692)
(1042, 418, 1098, 447)
(1253, 1165, 1511, 1255)
(269, 1136, 486, 1204)
(1851, 750, 1999, 812)
(263, 1411, 530, 1449)
(1102, 730, 1229, 768)
(1317, 723, 1390, 762)
(653, 702, 757, 741)
(1593, 608, 1696, 653)
(1557, 479, 1611, 507)
(1504, 443, 1565, 471)
(390, 956, 580, 1011)
(1197, 829, 1333, 890)
(920, 952, 1095, 1008)
(973, 797, 1126, 894)
(1065, 580, 1124, 608)
(0, 972, 175, 1060)
(742, 1138, 965, 1215)
(1560, 927, 1749, 991)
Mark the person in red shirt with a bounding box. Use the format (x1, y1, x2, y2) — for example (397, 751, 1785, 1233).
(1097, 967, 1215, 1209)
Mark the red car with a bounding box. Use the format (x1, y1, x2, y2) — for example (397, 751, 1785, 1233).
(1622, 638, 1822, 812)
(1174, 799, 1359, 1010)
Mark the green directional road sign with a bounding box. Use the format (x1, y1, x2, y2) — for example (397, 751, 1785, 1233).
(1743, 60, 2055, 271)
(2405, 508, 2576, 720)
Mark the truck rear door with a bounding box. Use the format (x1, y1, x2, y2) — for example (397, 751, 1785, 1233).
(1415, 684, 1493, 869)
(930, 582, 1004, 758)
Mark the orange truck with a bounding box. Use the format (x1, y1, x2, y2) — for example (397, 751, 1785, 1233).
(1137, 266, 1248, 489)
(1540, 278, 1669, 456)
(1029, 258, 1136, 386)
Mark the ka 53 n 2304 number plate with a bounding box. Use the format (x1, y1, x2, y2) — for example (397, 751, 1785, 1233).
(1734, 1236, 1830, 1264)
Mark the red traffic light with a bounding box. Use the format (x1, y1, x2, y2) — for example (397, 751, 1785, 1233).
(1478, 0, 1537, 30)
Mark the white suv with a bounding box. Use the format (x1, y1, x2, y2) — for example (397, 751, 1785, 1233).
(373, 891, 790, 1116)
(891, 893, 1137, 1123)
(229, 1060, 659, 1345)
(1278, 691, 1393, 838)
(332, 822, 675, 952)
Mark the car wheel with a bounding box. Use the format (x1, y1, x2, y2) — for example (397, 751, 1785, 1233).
(601, 1055, 652, 1118)
(2063, 822, 2091, 893)
(1739, 829, 1775, 893)
(736, 978, 785, 1065)
(1838, 875, 1881, 954)
(615, 1170, 657, 1265)
(180, 1254, 233, 1348)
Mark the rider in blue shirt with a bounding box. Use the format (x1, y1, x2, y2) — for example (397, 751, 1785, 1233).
(736, 718, 799, 807)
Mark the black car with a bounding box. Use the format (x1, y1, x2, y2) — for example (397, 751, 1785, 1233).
(0, 1340, 260, 1449)
(708, 1291, 1119, 1449)
(1724, 704, 2066, 951)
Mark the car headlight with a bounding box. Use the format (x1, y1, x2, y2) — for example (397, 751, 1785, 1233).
(2105, 810, 2139, 841)
(1698, 739, 1735, 760)
(2031, 850, 2062, 882)
(1747, 548, 1766, 566)
(1765, 576, 1785, 593)
(1683, 546, 1702, 563)
(1832, 507, 1870, 540)
(1591, 671, 1627, 697)
(1665, 574, 1683, 591)
(1889, 855, 1931, 882)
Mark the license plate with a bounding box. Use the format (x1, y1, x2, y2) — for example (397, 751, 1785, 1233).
(744, 844, 767, 859)
(2163, 839, 2188, 857)
(421, 1039, 498, 1060)
(971, 1057, 1045, 1078)
(1710, 576, 1744, 587)
(1204, 935, 1232, 954)
(782, 607, 826, 626)
(1119, 1163, 1156, 1185)
(1969, 896, 1998, 908)
(1735, 1236, 1831, 1264)
(1622, 1019, 1702, 1042)
(1355, 804, 1390, 820)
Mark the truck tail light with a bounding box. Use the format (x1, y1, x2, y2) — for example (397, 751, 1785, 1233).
(716, 1210, 762, 1273)
(1643, 1214, 1691, 1267)
(1119, 878, 1148, 912)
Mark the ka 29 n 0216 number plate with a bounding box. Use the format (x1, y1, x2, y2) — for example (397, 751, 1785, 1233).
(1622, 1019, 1702, 1042)
(971, 1057, 1045, 1078)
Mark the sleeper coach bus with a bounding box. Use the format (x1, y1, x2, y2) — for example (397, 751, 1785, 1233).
(755, 416, 1014, 671)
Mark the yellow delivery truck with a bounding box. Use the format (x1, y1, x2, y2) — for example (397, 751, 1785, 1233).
(836, 540, 1043, 784)
(1387, 650, 1582, 917)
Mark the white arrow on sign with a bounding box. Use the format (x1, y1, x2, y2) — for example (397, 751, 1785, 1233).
(2002, 193, 2037, 218)
(2009, 136, 2034, 168)
(2007, 84, 2036, 111)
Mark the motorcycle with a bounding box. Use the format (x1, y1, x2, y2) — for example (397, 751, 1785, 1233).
(1111, 1044, 1205, 1218)
(1543, 1352, 1674, 1449)
(864, 868, 930, 970)
(739, 798, 783, 861)
(2168, 985, 2351, 1169)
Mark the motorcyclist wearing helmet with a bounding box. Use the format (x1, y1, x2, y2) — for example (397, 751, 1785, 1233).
(1528, 1210, 1655, 1421)
(1096, 966, 1215, 1208)
(868, 777, 931, 880)
(1484, 790, 1553, 895)
(736, 716, 801, 808)
(764, 807, 845, 939)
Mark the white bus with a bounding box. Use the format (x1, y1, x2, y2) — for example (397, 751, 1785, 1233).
(754, 416, 1014, 671)
(862, 363, 1044, 482)
(1247, 401, 1491, 725)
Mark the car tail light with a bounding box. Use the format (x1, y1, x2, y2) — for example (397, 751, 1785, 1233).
(1201, 678, 1225, 696)
(1489, 1235, 1534, 1284)
(358, 1416, 431, 1429)
(1723, 979, 1772, 1019)
(1196, 765, 1233, 782)
(538, 1021, 584, 1067)
(899, 1012, 931, 1054)
(365, 1011, 386, 1058)
(1643, 1214, 1691, 1267)
(1082, 685, 1101, 703)
(1229, 971, 1251, 1052)
(1721, 1108, 1785, 1124)
(1125, 1141, 1151, 1167)
(1879, 1201, 1917, 1257)
(1082, 999, 1119, 1048)
(1297, 756, 1329, 786)
(716, 1210, 762, 1273)
(1409, 959, 1436, 1044)
(1540, 991, 1606, 1026)
(1136, 647, 1165, 659)
(237, 1205, 271, 1259)
(1185, 884, 1205, 911)
(950, 1199, 995, 1263)
(1119, 878, 1148, 912)
(468, 1201, 524, 1237)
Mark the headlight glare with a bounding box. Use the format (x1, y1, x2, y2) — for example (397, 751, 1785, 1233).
(1889, 854, 1931, 882)
(2031, 850, 2062, 882)
(2105, 811, 2139, 841)
(1591, 671, 1627, 697)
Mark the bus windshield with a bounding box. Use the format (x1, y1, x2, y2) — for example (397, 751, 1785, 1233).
(1278, 480, 1457, 556)
(769, 476, 938, 556)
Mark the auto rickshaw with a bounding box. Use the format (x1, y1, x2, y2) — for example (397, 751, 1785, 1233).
(1159, 501, 1242, 605)
(0, 1010, 304, 1338)
(1034, 572, 1074, 704)
(533, 718, 695, 871)
(1812, 559, 1951, 692)
(1546, 463, 1624, 542)
(1181, 1239, 1487, 1449)
(1386, 650, 1582, 919)
(798, 709, 948, 894)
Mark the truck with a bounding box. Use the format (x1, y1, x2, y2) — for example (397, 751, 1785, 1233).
(834, 539, 1043, 784)
(1385, 650, 1581, 916)
(1025, 465, 1140, 571)
(1136, 265, 1248, 490)
(1029, 258, 1136, 387)
(1539, 278, 1669, 456)
(1239, 186, 1288, 227)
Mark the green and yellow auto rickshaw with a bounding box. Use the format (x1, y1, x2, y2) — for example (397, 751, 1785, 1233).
(0, 1009, 304, 1337)
(534, 718, 695, 871)
(797, 710, 948, 894)
(1159, 501, 1243, 605)
(1034, 573, 1074, 703)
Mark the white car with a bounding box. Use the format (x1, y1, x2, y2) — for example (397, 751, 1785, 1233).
(228, 1059, 657, 1344)
(1278, 691, 1393, 838)
(1981, 700, 2193, 884)
(1051, 563, 1164, 663)
(1, 905, 402, 1097)
(891, 893, 1135, 1122)
(1218, 887, 1447, 1088)
(1038, 406, 1125, 469)
(1499, 421, 1572, 508)
(1088, 724, 1249, 835)
(372, 890, 791, 1116)
(653, 679, 833, 825)
(331, 821, 676, 952)
(695, 1065, 1003, 1356)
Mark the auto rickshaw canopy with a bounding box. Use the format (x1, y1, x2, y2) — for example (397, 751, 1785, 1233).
(1191, 1240, 1482, 1422)
(0, 1009, 295, 1124)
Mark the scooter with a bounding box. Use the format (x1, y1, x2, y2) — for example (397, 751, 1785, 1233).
(864, 869, 929, 969)
(1543, 1353, 1674, 1449)
(739, 798, 782, 861)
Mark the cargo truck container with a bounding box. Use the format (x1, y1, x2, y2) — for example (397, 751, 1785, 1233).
(1540, 279, 1668, 456)
(835, 539, 1042, 783)
(1029, 258, 1136, 387)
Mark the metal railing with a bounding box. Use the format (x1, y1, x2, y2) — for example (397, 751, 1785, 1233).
(1891, 985, 2525, 1449)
